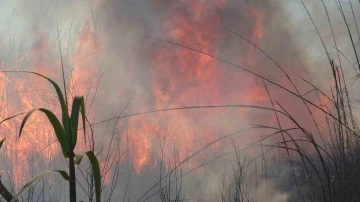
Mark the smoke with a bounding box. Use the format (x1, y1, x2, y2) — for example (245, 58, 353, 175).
(0, 0, 360, 201)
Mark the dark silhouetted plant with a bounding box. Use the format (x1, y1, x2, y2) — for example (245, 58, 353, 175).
(1, 71, 101, 202)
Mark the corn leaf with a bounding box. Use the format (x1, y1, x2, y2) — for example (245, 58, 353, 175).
(10, 170, 69, 202)
(19, 108, 71, 158)
(74, 153, 84, 165)
(70, 96, 86, 149)
(75, 151, 101, 202)
(0, 138, 4, 149)
(0, 113, 25, 151)
(0, 113, 25, 152)
(2, 71, 71, 143)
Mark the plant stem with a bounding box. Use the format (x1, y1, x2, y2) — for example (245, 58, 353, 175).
(69, 154, 76, 202)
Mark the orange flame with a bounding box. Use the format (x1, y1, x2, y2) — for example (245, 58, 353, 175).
(0, 0, 272, 183)
(0, 19, 101, 187)
(122, 1, 270, 173)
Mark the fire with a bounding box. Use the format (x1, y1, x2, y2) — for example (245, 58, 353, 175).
(0, 31, 61, 186)
(70, 19, 102, 99)
(0, 0, 285, 184)
(0, 19, 101, 187)
(243, 5, 266, 67)
(122, 1, 270, 173)
(70, 19, 102, 152)
(124, 1, 226, 173)
(244, 86, 267, 103)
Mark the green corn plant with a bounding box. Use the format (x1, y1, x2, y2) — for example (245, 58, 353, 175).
(2, 71, 101, 202)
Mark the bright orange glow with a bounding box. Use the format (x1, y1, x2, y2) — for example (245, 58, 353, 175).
(70, 20, 102, 98)
(69, 19, 102, 153)
(0, 32, 60, 187)
(0, 20, 102, 187)
(0, 0, 281, 182)
(122, 2, 271, 173)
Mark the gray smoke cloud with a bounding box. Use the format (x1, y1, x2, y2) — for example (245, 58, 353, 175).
(0, 0, 359, 201)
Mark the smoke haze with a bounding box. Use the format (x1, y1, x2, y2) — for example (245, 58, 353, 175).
(0, 0, 359, 201)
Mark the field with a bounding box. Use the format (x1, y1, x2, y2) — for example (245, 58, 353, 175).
(0, 0, 360, 201)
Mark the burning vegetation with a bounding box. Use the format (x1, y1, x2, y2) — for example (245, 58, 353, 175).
(0, 0, 360, 201)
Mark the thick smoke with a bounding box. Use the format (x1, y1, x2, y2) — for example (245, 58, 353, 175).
(0, 0, 359, 201)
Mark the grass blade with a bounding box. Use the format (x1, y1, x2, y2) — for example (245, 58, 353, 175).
(10, 170, 69, 202)
(0, 112, 25, 125)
